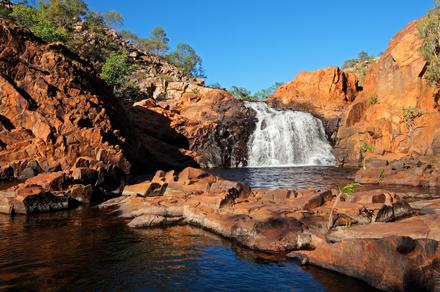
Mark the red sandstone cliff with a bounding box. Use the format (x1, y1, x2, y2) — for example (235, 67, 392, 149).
(267, 66, 359, 139)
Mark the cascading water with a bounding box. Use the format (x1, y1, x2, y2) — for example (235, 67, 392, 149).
(245, 102, 336, 167)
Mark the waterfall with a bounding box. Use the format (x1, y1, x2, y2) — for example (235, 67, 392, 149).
(245, 102, 336, 167)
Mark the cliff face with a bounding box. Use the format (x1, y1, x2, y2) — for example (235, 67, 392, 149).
(135, 88, 256, 168)
(267, 66, 359, 140)
(0, 19, 196, 181)
(267, 20, 440, 186)
(336, 20, 440, 186)
(0, 18, 256, 183)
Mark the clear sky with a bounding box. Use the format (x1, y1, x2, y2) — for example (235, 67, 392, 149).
(87, 0, 434, 92)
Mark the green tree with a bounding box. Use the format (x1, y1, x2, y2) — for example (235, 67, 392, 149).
(254, 82, 283, 100)
(103, 10, 123, 29)
(342, 51, 375, 86)
(167, 43, 205, 77)
(142, 26, 169, 55)
(418, 1, 440, 85)
(10, 2, 68, 42)
(229, 86, 256, 101)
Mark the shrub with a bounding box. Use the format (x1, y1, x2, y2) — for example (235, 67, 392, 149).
(100, 50, 136, 98)
(10, 3, 68, 42)
(418, 1, 440, 85)
(369, 96, 378, 105)
(254, 82, 284, 100)
(167, 43, 205, 78)
(360, 141, 374, 170)
(340, 182, 360, 199)
(229, 86, 257, 101)
(343, 51, 376, 86)
(402, 106, 423, 129)
(327, 182, 361, 230)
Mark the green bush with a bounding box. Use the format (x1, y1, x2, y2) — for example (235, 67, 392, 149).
(418, 2, 440, 85)
(402, 106, 423, 129)
(360, 141, 374, 153)
(167, 43, 205, 78)
(229, 86, 257, 101)
(369, 96, 378, 105)
(340, 182, 360, 199)
(343, 51, 376, 86)
(100, 51, 135, 97)
(10, 2, 68, 42)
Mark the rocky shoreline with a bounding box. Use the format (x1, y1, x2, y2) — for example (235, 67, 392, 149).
(96, 167, 439, 291)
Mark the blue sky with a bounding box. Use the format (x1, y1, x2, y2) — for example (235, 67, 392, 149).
(87, 0, 434, 92)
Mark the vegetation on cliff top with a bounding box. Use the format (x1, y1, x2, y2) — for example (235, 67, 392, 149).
(4, 0, 204, 78)
(342, 51, 376, 86)
(418, 0, 440, 85)
(229, 82, 283, 101)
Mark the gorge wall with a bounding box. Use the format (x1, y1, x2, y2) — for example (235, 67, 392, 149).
(0, 18, 256, 185)
(268, 19, 440, 187)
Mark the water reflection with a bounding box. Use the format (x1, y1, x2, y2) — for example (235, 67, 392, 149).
(209, 166, 355, 190)
(0, 208, 377, 291)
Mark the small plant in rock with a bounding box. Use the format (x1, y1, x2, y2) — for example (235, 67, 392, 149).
(402, 106, 423, 129)
(191, 88, 200, 94)
(360, 141, 375, 170)
(158, 73, 173, 82)
(379, 168, 385, 181)
(369, 96, 379, 105)
(327, 182, 360, 230)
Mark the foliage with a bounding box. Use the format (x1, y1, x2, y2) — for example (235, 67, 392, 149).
(379, 168, 385, 180)
(418, 1, 440, 85)
(327, 182, 360, 230)
(142, 26, 169, 56)
(360, 141, 374, 153)
(254, 82, 284, 100)
(340, 182, 360, 199)
(100, 50, 135, 97)
(206, 82, 223, 89)
(342, 51, 376, 86)
(0, 5, 11, 17)
(229, 86, 257, 101)
(103, 10, 123, 29)
(360, 141, 374, 170)
(369, 95, 378, 105)
(167, 43, 205, 77)
(402, 106, 423, 129)
(68, 10, 120, 65)
(10, 1, 68, 42)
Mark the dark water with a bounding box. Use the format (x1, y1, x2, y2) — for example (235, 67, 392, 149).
(0, 167, 381, 291)
(209, 166, 355, 190)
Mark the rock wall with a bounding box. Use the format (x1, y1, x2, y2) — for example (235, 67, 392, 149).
(0, 19, 196, 181)
(268, 19, 440, 186)
(267, 66, 359, 141)
(135, 87, 256, 168)
(335, 20, 440, 186)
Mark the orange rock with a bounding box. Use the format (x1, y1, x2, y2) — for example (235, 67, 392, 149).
(268, 66, 359, 136)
